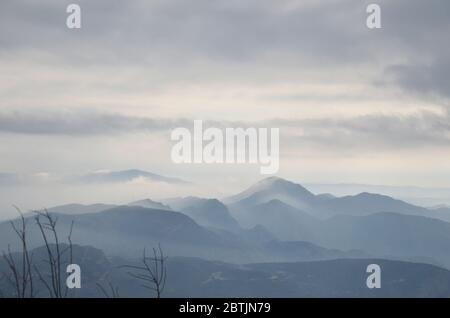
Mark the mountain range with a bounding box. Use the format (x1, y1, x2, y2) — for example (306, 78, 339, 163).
(2, 176, 450, 297)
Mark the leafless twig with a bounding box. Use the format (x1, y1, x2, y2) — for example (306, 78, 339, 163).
(34, 210, 75, 298)
(121, 244, 167, 298)
(1, 207, 35, 298)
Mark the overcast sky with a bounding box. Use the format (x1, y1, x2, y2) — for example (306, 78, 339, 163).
(0, 0, 449, 216)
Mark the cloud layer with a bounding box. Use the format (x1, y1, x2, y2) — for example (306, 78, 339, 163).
(0, 0, 449, 196)
(1, 109, 449, 152)
(0, 110, 186, 135)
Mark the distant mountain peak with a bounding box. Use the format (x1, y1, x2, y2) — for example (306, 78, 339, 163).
(355, 192, 386, 198)
(77, 169, 188, 184)
(259, 176, 283, 183)
(224, 176, 315, 207)
(252, 176, 313, 193)
(128, 198, 172, 211)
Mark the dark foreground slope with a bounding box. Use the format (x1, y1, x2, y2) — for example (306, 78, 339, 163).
(165, 258, 450, 298)
(2, 245, 449, 298)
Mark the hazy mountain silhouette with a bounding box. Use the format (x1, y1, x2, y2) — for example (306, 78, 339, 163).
(129, 198, 172, 211)
(316, 212, 450, 266)
(77, 169, 187, 184)
(3, 177, 450, 267)
(163, 196, 207, 210)
(47, 203, 116, 215)
(227, 176, 450, 221)
(163, 197, 240, 231)
(225, 177, 318, 211)
(316, 192, 429, 216)
(0, 205, 363, 264)
(221, 177, 450, 267)
(428, 206, 450, 223)
(0, 206, 246, 261)
(230, 199, 319, 241)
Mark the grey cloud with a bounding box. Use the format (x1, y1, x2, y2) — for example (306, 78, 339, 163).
(375, 0, 450, 101)
(0, 0, 442, 67)
(260, 92, 375, 103)
(0, 111, 188, 135)
(270, 110, 450, 151)
(3, 109, 449, 152)
(384, 60, 450, 101)
(0, 110, 257, 136)
(1, 0, 449, 99)
(0, 0, 369, 64)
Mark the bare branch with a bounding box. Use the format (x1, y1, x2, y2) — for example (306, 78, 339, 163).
(2, 207, 35, 298)
(34, 210, 75, 298)
(123, 244, 167, 298)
